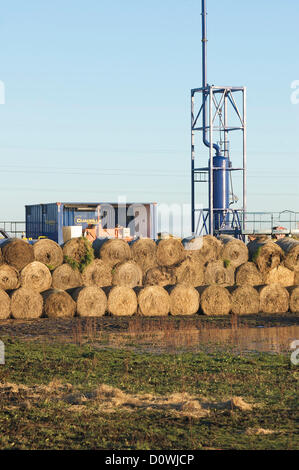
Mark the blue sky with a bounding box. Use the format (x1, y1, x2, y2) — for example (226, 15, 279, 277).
(0, 0, 298, 227)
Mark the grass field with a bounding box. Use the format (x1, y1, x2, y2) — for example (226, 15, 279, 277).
(0, 330, 298, 450)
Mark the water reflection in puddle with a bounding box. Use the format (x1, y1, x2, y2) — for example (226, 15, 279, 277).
(103, 324, 299, 355)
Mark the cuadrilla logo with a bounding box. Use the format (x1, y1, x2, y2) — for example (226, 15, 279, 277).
(0, 340, 4, 365)
(290, 340, 299, 366)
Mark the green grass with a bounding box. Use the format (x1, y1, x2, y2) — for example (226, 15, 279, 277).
(0, 338, 298, 450)
(223, 259, 231, 268)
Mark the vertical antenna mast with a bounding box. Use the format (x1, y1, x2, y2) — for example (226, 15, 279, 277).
(202, 0, 207, 90)
(201, 0, 220, 156)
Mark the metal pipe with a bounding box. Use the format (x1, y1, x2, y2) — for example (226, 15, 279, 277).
(191, 92, 195, 234)
(243, 87, 247, 230)
(209, 89, 214, 235)
(201, 0, 220, 156)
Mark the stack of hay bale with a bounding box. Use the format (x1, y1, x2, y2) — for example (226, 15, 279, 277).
(0, 233, 299, 320)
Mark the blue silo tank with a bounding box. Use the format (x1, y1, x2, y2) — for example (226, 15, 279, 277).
(210, 155, 230, 230)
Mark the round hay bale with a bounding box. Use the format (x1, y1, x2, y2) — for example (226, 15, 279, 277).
(294, 270, 299, 285)
(144, 266, 176, 287)
(33, 238, 63, 270)
(112, 260, 142, 287)
(99, 239, 131, 267)
(263, 266, 294, 287)
(0, 247, 3, 265)
(0, 288, 10, 319)
(156, 238, 185, 267)
(69, 286, 107, 317)
(63, 237, 94, 272)
(0, 239, 34, 271)
(204, 260, 235, 286)
(0, 264, 20, 290)
(198, 285, 231, 316)
(42, 289, 76, 318)
(81, 259, 112, 287)
(276, 237, 299, 271)
(166, 285, 200, 316)
(137, 286, 170, 316)
(130, 238, 157, 272)
(235, 262, 263, 286)
(92, 238, 109, 257)
(247, 239, 284, 274)
(286, 286, 299, 313)
(219, 235, 248, 269)
(174, 257, 205, 287)
(183, 235, 222, 265)
(104, 286, 137, 316)
(10, 287, 43, 319)
(256, 284, 289, 314)
(52, 264, 82, 290)
(20, 261, 52, 292)
(227, 286, 260, 315)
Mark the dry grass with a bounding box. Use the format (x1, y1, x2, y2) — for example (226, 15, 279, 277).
(81, 259, 112, 287)
(130, 238, 157, 273)
(248, 240, 284, 273)
(1, 239, 35, 271)
(235, 262, 263, 286)
(0, 288, 10, 319)
(136, 286, 170, 317)
(156, 238, 185, 267)
(104, 286, 138, 316)
(42, 289, 76, 318)
(166, 285, 200, 316)
(219, 236, 248, 269)
(257, 285, 289, 314)
(70, 286, 107, 317)
(263, 266, 294, 287)
(0, 379, 257, 420)
(20, 261, 52, 292)
(0, 264, 20, 290)
(52, 264, 82, 290)
(33, 239, 63, 270)
(99, 239, 131, 267)
(112, 260, 142, 288)
(204, 261, 235, 286)
(174, 257, 205, 287)
(10, 287, 43, 319)
(198, 285, 232, 316)
(144, 266, 176, 287)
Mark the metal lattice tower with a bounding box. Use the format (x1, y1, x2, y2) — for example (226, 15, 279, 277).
(191, 0, 247, 238)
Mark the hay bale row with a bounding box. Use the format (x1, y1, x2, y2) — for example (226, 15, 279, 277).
(0, 234, 296, 278)
(2, 283, 298, 320)
(0, 235, 298, 320)
(0, 256, 296, 293)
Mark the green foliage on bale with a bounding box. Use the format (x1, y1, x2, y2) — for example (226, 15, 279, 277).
(64, 237, 94, 273)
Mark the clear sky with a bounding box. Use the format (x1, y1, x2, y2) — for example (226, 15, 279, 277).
(0, 0, 298, 231)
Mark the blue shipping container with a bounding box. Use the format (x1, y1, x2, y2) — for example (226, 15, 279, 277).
(26, 202, 158, 244)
